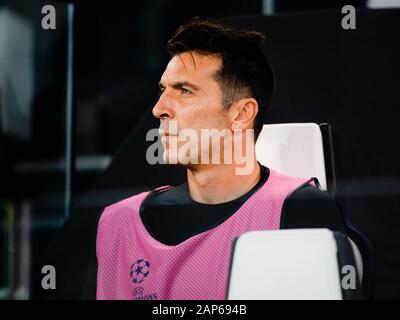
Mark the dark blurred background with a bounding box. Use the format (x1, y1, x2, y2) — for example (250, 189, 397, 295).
(2, 0, 400, 300)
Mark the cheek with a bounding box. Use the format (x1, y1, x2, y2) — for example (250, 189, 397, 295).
(189, 100, 227, 130)
(175, 91, 227, 131)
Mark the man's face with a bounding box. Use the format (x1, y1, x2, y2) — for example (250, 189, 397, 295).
(153, 51, 231, 165)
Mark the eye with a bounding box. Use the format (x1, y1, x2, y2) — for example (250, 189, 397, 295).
(181, 87, 191, 95)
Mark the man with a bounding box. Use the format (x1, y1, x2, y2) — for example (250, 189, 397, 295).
(96, 18, 347, 300)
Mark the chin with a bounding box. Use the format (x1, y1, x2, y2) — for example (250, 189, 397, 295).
(162, 149, 178, 165)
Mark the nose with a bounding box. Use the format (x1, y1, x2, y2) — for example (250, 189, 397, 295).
(152, 92, 173, 120)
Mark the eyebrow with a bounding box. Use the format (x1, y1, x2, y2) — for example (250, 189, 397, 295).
(159, 81, 200, 91)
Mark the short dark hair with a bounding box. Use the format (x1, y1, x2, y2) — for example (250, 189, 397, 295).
(167, 18, 274, 140)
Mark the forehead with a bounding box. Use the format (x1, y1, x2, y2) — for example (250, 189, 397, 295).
(161, 51, 221, 83)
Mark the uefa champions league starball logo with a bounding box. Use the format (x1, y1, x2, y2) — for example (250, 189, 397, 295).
(130, 259, 150, 284)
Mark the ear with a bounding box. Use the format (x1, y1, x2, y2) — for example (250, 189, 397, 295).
(230, 98, 259, 131)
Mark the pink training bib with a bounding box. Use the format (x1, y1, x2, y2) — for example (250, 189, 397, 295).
(96, 169, 309, 300)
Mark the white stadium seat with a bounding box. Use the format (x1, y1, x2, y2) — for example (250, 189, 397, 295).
(227, 229, 362, 300)
(256, 123, 327, 190)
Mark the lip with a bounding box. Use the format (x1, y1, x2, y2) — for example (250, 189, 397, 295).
(161, 135, 177, 141)
(160, 133, 177, 138)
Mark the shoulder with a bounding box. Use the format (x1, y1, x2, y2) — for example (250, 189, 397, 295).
(288, 184, 331, 201)
(144, 183, 189, 207)
(97, 185, 173, 227)
(280, 185, 346, 233)
(96, 190, 156, 256)
(267, 169, 314, 190)
(254, 169, 313, 204)
(97, 190, 154, 233)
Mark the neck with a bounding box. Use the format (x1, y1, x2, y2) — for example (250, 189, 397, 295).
(186, 160, 261, 204)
